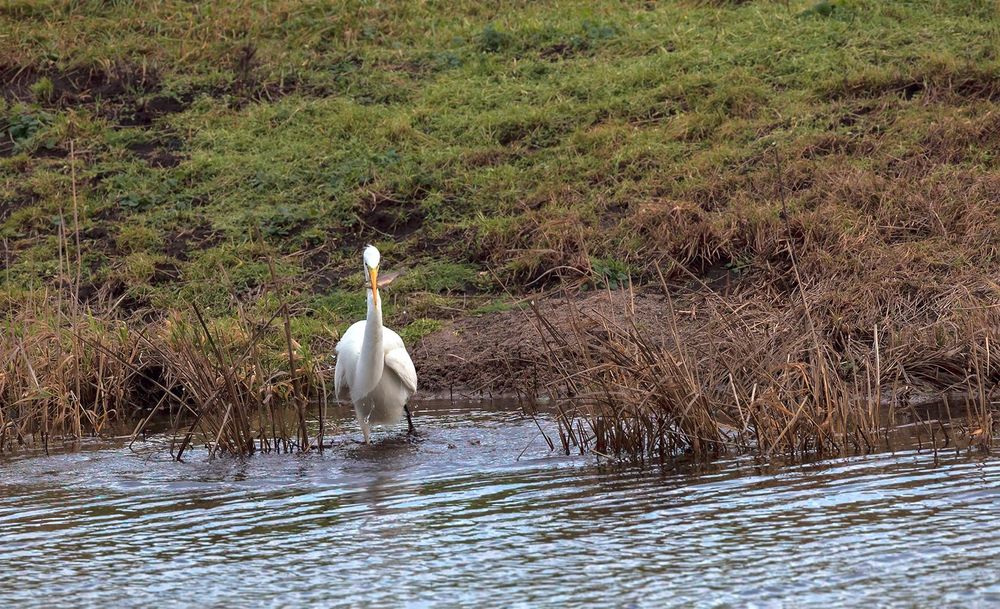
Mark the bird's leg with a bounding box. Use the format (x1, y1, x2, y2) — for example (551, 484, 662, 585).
(361, 419, 371, 444)
(405, 404, 416, 435)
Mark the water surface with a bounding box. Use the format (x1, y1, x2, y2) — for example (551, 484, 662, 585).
(2, 401, 998, 608)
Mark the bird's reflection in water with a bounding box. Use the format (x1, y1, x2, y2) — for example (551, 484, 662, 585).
(353, 446, 431, 546)
(344, 433, 422, 522)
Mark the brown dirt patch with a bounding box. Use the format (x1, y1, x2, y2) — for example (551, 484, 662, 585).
(539, 43, 580, 61)
(163, 224, 223, 261)
(823, 70, 1000, 104)
(414, 254, 1000, 402)
(359, 193, 426, 239)
(0, 62, 160, 105)
(0, 187, 39, 223)
(126, 137, 183, 168)
(117, 94, 191, 127)
(301, 240, 352, 294)
(0, 62, 188, 128)
(0, 58, 300, 129)
(150, 261, 180, 285)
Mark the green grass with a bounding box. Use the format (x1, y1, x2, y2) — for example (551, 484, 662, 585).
(3, 0, 1000, 349)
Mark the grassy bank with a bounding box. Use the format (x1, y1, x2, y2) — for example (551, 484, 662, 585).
(2, 1, 1000, 455)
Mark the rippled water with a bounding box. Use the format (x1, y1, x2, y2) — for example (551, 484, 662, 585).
(2, 400, 998, 608)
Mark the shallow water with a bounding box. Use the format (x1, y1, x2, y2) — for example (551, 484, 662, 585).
(2, 400, 998, 608)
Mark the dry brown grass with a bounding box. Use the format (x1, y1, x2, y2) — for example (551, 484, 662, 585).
(0, 297, 330, 458)
(1, 228, 329, 459)
(527, 267, 999, 463)
(1, 143, 327, 458)
(0, 300, 139, 452)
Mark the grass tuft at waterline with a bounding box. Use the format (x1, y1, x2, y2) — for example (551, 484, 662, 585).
(524, 272, 999, 462)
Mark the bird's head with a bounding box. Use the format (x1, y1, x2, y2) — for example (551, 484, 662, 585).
(363, 245, 381, 306)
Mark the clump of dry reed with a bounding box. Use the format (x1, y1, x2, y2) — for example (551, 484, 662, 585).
(529, 275, 999, 462)
(0, 304, 142, 453)
(524, 148, 1000, 463)
(0, 297, 330, 458)
(146, 299, 328, 460)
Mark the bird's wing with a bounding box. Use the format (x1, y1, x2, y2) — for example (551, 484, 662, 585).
(333, 321, 366, 402)
(334, 355, 351, 401)
(384, 346, 418, 396)
(381, 327, 417, 395)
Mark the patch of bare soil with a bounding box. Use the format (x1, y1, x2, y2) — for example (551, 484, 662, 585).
(118, 95, 191, 127)
(126, 138, 183, 168)
(0, 54, 303, 131)
(0, 187, 39, 223)
(359, 193, 426, 240)
(163, 224, 222, 261)
(0, 63, 188, 128)
(0, 62, 158, 105)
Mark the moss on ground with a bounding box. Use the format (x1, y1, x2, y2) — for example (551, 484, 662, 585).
(2, 0, 1000, 352)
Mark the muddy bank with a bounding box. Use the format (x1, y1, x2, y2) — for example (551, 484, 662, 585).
(412, 287, 682, 395)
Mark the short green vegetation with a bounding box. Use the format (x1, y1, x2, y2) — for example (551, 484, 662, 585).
(2, 0, 999, 349)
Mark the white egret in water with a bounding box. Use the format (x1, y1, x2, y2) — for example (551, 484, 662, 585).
(334, 245, 418, 443)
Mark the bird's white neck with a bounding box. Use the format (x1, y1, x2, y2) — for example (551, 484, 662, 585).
(355, 290, 384, 398)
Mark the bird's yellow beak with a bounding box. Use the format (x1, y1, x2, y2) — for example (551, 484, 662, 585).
(369, 266, 379, 306)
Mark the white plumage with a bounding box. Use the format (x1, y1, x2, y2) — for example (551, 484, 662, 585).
(334, 245, 418, 443)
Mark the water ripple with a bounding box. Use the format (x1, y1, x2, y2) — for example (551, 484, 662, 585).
(2, 401, 998, 608)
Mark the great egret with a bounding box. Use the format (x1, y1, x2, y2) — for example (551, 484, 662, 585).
(334, 245, 418, 443)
